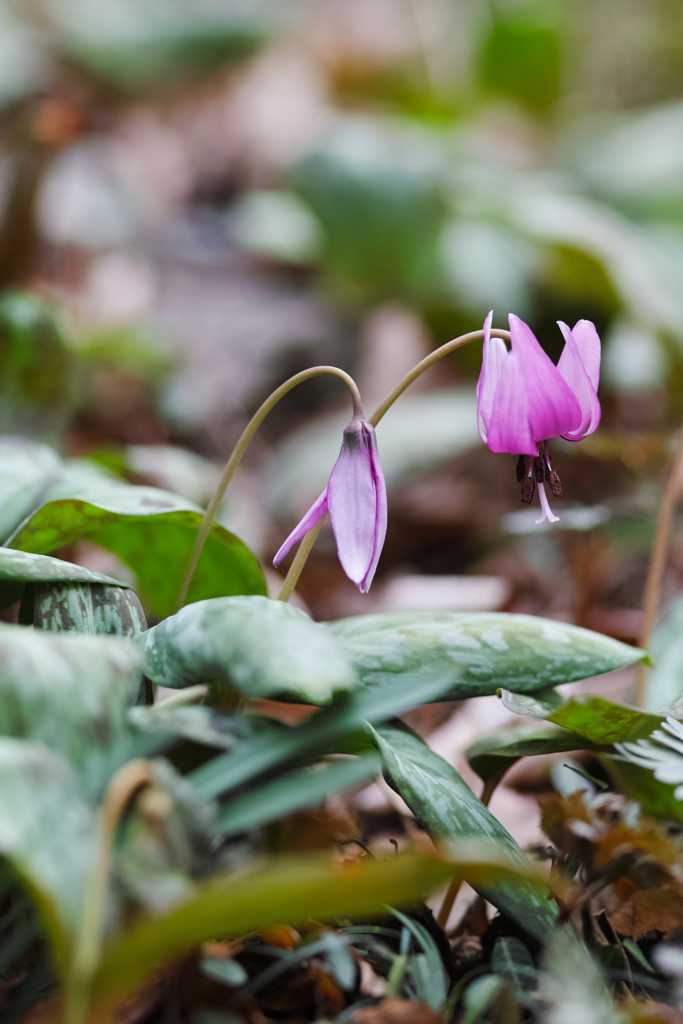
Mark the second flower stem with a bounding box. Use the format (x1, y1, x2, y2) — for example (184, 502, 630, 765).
(175, 367, 362, 612)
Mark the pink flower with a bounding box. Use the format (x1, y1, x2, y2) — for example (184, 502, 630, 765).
(477, 312, 601, 524)
(274, 418, 387, 592)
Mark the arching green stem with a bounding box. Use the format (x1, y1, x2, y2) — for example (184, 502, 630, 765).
(275, 327, 511, 602)
(369, 327, 510, 428)
(175, 367, 363, 612)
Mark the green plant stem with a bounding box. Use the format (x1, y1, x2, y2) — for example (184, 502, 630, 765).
(277, 518, 325, 601)
(64, 760, 154, 1024)
(368, 328, 510, 428)
(175, 367, 363, 612)
(275, 327, 511, 602)
(637, 427, 683, 707)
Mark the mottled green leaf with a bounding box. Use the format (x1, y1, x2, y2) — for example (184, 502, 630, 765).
(462, 975, 504, 1024)
(0, 623, 142, 793)
(491, 936, 537, 997)
(601, 757, 683, 821)
(368, 723, 556, 941)
(217, 756, 379, 836)
(0, 546, 133, 611)
(128, 704, 244, 751)
(0, 738, 93, 962)
(327, 613, 645, 701)
(498, 687, 563, 718)
(137, 596, 358, 703)
(92, 851, 454, 1010)
(467, 723, 601, 788)
(7, 466, 266, 618)
(33, 581, 146, 637)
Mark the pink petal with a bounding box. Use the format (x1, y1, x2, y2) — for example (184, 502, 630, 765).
(476, 310, 509, 443)
(273, 487, 328, 567)
(570, 319, 601, 391)
(509, 315, 582, 442)
(328, 420, 379, 588)
(359, 422, 387, 593)
(557, 321, 601, 440)
(485, 350, 538, 455)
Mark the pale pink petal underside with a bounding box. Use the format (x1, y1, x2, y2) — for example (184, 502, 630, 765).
(359, 422, 387, 593)
(476, 310, 508, 443)
(569, 319, 601, 392)
(328, 422, 378, 588)
(273, 487, 328, 567)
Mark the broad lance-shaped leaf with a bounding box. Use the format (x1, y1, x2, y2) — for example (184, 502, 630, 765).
(90, 849, 531, 1012)
(0, 623, 143, 795)
(190, 669, 464, 801)
(136, 596, 359, 704)
(327, 612, 645, 700)
(0, 738, 93, 964)
(467, 723, 603, 790)
(367, 722, 556, 942)
(6, 459, 266, 618)
(32, 581, 146, 637)
(0, 546, 135, 611)
(216, 757, 379, 836)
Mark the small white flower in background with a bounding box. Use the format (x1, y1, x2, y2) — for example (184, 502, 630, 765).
(617, 717, 683, 799)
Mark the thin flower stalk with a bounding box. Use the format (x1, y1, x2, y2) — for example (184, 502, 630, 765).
(637, 428, 683, 707)
(175, 366, 363, 611)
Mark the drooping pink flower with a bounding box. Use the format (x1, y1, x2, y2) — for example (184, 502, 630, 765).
(477, 312, 601, 524)
(274, 418, 387, 592)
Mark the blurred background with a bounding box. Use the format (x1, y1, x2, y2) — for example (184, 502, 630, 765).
(2, 0, 683, 648)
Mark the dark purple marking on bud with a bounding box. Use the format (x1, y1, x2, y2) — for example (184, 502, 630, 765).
(533, 457, 544, 483)
(515, 454, 526, 483)
(549, 470, 562, 497)
(521, 476, 535, 505)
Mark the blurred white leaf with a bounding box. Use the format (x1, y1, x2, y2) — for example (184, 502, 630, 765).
(228, 190, 324, 265)
(440, 219, 540, 315)
(538, 926, 623, 1024)
(602, 319, 668, 392)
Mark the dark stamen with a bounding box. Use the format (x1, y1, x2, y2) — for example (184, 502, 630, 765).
(549, 471, 562, 498)
(533, 457, 544, 483)
(515, 454, 526, 483)
(521, 476, 535, 505)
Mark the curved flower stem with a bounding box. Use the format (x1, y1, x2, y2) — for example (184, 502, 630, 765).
(637, 428, 683, 707)
(64, 760, 154, 1024)
(368, 328, 510, 427)
(274, 328, 512, 603)
(277, 518, 325, 602)
(175, 367, 363, 612)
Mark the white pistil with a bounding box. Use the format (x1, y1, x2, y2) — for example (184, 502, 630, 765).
(535, 481, 560, 524)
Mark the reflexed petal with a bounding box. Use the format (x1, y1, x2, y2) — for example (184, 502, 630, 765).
(476, 310, 509, 443)
(273, 487, 328, 567)
(509, 315, 582, 441)
(569, 319, 601, 391)
(359, 422, 387, 593)
(557, 321, 601, 439)
(485, 350, 538, 455)
(328, 421, 379, 588)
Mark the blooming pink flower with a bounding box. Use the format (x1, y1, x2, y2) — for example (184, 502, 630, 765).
(274, 418, 387, 592)
(477, 312, 601, 524)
